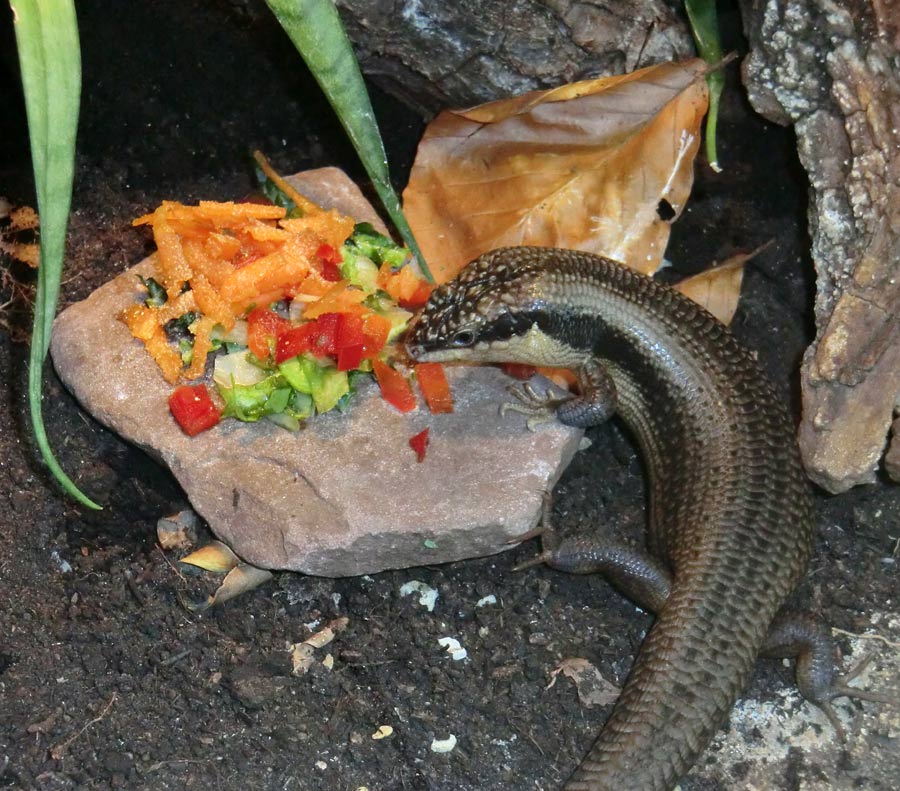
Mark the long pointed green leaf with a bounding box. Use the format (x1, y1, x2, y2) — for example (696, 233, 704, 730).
(264, 0, 433, 282)
(13, 0, 100, 509)
(685, 0, 725, 172)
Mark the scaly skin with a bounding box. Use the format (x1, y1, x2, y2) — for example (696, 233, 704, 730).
(406, 247, 814, 791)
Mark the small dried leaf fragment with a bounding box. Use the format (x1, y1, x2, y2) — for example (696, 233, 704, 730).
(674, 241, 770, 324)
(403, 60, 709, 283)
(0, 203, 40, 268)
(179, 540, 239, 573)
(674, 258, 745, 325)
(548, 657, 619, 707)
(290, 617, 349, 675)
(181, 563, 274, 612)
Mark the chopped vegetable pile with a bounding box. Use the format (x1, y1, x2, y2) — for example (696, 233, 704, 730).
(120, 196, 452, 437)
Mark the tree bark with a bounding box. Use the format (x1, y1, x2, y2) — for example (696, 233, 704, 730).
(336, 0, 694, 116)
(740, 0, 900, 492)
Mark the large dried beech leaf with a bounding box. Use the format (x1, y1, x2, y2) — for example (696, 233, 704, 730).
(403, 59, 709, 283)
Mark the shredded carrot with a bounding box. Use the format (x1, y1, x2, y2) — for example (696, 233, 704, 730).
(280, 209, 355, 250)
(184, 238, 234, 289)
(184, 315, 217, 380)
(218, 233, 316, 305)
(301, 281, 368, 319)
(155, 291, 197, 324)
(119, 305, 182, 383)
(190, 272, 235, 332)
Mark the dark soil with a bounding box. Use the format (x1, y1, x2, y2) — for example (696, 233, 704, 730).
(1, 2, 897, 790)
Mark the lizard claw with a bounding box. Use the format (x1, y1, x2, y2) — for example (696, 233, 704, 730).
(500, 383, 573, 430)
(511, 549, 555, 572)
(810, 653, 891, 742)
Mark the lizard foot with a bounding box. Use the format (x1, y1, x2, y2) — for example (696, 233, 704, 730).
(810, 653, 892, 742)
(500, 382, 570, 430)
(762, 612, 891, 742)
(509, 492, 561, 570)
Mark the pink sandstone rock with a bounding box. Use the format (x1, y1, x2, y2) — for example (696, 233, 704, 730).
(51, 168, 582, 576)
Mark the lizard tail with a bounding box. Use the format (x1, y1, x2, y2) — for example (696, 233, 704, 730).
(564, 583, 767, 791)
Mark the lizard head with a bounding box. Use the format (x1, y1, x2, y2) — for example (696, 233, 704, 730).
(405, 247, 586, 367)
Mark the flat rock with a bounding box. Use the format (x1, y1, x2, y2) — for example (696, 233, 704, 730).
(51, 168, 582, 576)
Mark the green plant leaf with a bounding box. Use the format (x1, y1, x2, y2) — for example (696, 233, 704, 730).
(684, 0, 725, 172)
(264, 0, 433, 282)
(13, 0, 100, 509)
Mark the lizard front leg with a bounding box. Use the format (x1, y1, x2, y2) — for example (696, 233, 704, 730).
(501, 358, 617, 430)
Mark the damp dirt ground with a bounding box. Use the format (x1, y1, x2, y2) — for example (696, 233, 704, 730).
(0, 2, 898, 790)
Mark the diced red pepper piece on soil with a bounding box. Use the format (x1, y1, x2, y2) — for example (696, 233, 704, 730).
(415, 363, 453, 414)
(372, 359, 417, 413)
(501, 363, 537, 380)
(247, 307, 292, 359)
(409, 428, 429, 463)
(168, 385, 221, 436)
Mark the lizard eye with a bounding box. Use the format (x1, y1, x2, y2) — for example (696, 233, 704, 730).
(451, 330, 476, 347)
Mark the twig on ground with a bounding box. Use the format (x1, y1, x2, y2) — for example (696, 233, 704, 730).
(832, 627, 900, 650)
(49, 692, 117, 760)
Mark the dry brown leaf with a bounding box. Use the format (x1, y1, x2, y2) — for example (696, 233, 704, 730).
(674, 259, 745, 325)
(182, 562, 274, 612)
(179, 540, 239, 573)
(403, 59, 709, 283)
(674, 241, 772, 325)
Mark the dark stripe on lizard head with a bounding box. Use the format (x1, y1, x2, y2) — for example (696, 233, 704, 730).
(405, 248, 595, 366)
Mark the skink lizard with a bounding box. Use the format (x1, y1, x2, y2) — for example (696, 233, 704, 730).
(405, 247, 879, 791)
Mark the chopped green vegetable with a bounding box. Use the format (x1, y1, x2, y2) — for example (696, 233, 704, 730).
(139, 275, 167, 307)
(339, 245, 380, 293)
(254, 164, 297, 212)
(169, 310, 200, 334)
(347, 224, 409, 269)
(312, 366, 349, 413)
(278, 354, 349, 413)
(213, 349, 269, 389)
(218, 374, 286, 422)
(178, 338, 194, 365)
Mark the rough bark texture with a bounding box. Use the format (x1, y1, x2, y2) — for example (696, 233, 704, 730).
(740, 0, 900, 492)
(336, 0, 694, 116)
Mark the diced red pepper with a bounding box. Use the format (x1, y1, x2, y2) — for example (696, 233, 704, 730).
(337, 344, 364, 371)
(373, 359, 417, 413)
(316, 243, 343, 265)
(317, 243, 343, 282)
(415, 363, 453, 414)
(168, 385, 221, 436)
(311, 312, 340, 357)
(275, 323, 317, 363)
(409, 428, 429, 463)
(247, 307, 292, 359)
(336, 313, 366, 349)
(501, 363, 537, 380)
